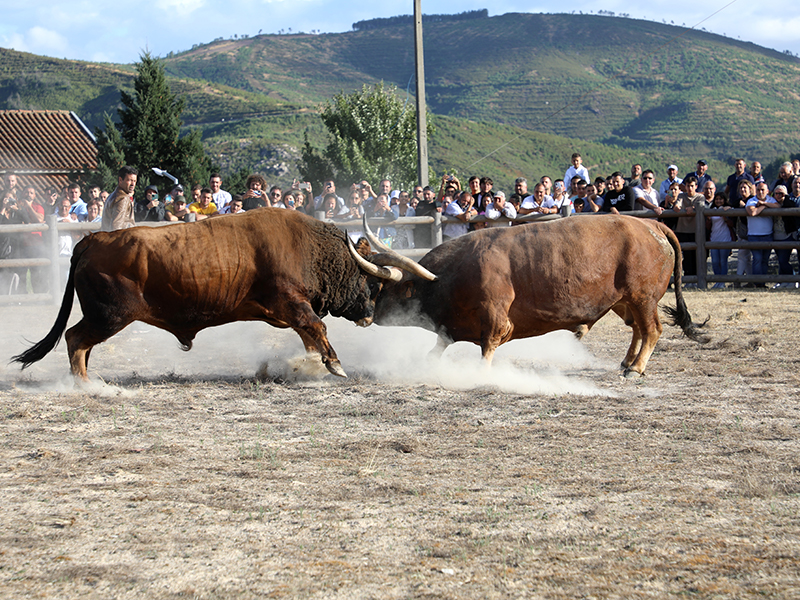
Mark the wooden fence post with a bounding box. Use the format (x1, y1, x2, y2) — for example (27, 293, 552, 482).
(432, 211, 442, 247)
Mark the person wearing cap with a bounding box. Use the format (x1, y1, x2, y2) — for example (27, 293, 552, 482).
(484, 190, 517, 227)
(162, 183, 184, 206)
(684, 160, 712, 193)
(165, 193, 191, 222)
(659, 164, 683, 202)
(135, 184, 167, 222)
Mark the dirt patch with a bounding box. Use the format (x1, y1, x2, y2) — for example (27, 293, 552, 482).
(1, 290, 799, 598)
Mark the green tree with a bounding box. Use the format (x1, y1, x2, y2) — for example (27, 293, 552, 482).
(93, 52, 211, 193)
(299, 82, 434, 191)
(90, 113, 126, 191)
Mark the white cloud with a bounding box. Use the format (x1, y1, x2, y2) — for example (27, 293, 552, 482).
(155, 0, 206, 16)
(1, 1, 800, 64)
(2, 26, 69, 57)
(748, 16, 800, 54)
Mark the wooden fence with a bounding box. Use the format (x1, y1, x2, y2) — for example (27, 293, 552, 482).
(2, 207, 799, 305)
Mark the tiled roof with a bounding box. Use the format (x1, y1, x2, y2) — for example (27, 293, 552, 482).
(1, 110, 99, 200)
(0, 110, 97, 173)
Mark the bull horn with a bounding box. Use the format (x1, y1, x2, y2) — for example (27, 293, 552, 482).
(362, 214, 392, 253)
(348, 237, 403, 281)
(361, 214, 438, 282)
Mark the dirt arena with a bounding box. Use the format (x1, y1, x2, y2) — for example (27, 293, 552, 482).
(1, 289, 799, 599)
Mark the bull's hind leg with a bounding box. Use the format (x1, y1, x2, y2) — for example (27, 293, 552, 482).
(65, 317, 131, 383)
(612, 304, 642, 369)
(624, 304, 664, 377)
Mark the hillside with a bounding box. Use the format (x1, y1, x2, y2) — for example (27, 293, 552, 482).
(0, 47, 302, 131)
(2, 12, 799, 190)
(162, 12, 800, 162)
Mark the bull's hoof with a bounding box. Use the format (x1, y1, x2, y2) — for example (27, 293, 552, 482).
(623, 368, 644, 379)
(573, 324, 589, 340)
(326, 360, 348, 378)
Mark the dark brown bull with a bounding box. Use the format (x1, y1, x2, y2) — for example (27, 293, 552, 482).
(370, 214, 707, 376)
(12, 208, 435, 381)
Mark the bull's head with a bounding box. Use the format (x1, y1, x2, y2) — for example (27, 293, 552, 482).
(346, 216, 437, 328)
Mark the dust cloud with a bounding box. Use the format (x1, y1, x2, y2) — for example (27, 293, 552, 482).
(2, 303, 613, 396)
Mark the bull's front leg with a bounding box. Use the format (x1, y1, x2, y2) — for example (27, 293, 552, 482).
(290, 305, 348, 378)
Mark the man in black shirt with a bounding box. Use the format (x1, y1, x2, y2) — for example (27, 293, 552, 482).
(413, 186, 440, 248)
(601, 172, 636, 214)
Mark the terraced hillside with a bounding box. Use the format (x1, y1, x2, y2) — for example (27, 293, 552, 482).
(0, 48, 299, 131)
(163, 12, 800, 162)
(2, 12, 799, 188)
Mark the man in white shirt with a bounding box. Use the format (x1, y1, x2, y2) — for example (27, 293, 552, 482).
(484, 191, 516, 226)
(746, 182, 780, 275)
(633, 169, 663, 214)
(209, 173, 232, 211)
(519, 183, 557, 215)
(443, 191, 477, 239)
(66, 183, 88, 222)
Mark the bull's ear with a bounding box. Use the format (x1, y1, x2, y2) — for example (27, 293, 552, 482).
(355, 237, 372, 258)
(404, 281, 415, 299)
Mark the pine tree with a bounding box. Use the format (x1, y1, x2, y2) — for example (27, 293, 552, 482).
(93, 52, 211, 192)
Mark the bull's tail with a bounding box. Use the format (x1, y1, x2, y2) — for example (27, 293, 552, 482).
(11, 248, 80, 369)
(659, 224, 710, 343)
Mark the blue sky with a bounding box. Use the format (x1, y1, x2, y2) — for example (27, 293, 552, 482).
(1, 0, 798, 64)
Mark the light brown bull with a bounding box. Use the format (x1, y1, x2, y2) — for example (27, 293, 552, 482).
(372, 214, 707, 376)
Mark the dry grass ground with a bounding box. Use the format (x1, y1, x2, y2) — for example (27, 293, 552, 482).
(1, 289, 799, 599)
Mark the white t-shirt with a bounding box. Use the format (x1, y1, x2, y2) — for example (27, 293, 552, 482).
(520, 196, 556, 212)
(484, 201, 517, 226)
(212, 189, 232, 210)
(633, 186, 660, 210)
(444, 201, 469, 238)
(709, 215, 733, 242)
(564, 165, 590, 189)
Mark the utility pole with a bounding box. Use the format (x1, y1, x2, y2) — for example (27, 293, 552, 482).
(413, 0, 429, 187)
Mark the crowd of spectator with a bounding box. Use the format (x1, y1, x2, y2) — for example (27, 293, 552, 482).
(2, 154, 800, 294)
